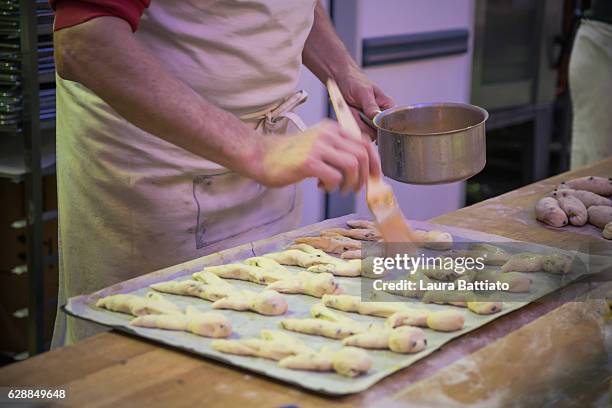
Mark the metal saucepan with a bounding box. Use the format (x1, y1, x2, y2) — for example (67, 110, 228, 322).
(360, 102, 488, 185)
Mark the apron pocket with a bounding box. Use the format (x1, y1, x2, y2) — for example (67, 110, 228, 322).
(192, 172, 297, 249)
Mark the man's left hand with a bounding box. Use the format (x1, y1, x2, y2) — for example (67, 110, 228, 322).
(335, 68, 395, 140)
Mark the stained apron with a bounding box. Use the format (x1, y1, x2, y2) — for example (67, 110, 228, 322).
(52, 0, 317, 347)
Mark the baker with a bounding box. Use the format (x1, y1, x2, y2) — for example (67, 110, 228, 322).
(50, 0, 394, 346)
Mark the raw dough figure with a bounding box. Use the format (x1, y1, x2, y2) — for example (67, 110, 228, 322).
(212, 289, 288, 316)
(95, 292, 181, 316)
(200, 263, 286, 285)
(341, 249, 362, 260)
(321, 227, 380, 241)
(151, 278, 234, 302)
(343, 326, 427, 354)
(321, 294, 426, 319)
(413, 229, 454, 250)
(294, 235, 361, 254)
(386, 310, 465, 332)
(478, 270, 531, 293)
(131, 306, 231, 338)
(308, 259, 361, 277)
(213, 330, 372, 377)
(280, 317, 365, 339)
(540, 253, 572, 274)
(243, 257, 292, 276)
(267, 271, 341, 298)
(346, 219, 377, 230)
(501, 253, 543, 273)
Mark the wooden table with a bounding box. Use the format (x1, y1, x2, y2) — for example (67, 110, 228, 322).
(2, 159, 611, 408)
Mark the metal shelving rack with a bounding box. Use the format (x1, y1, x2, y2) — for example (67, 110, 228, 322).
(0, 0, 56, 356)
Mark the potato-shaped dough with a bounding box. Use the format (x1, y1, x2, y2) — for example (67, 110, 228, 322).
(560, 176, 612, 196)
(556, 195, 588, 226)
(587, 205, 612, 228)
(388, 327, 427, 353)
(331, 347, 372, 377)
(535, 197, 568, 227)
(551, 189, 612, 208)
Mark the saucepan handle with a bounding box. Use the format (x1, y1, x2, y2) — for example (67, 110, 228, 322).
(358, 110, 379, 130)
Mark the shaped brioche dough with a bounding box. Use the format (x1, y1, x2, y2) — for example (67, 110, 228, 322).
(346, 220, 377, 230)
(131, 306, 231, 338)
(267, 271, 341, 298)
(212, 329, 312, 360)
(280, 318, 364, 339)
(243, 257, 292, 276)
(212, 289, 288, 316)
(412, 229, 454, 250)
(321, 227, 380, 241)
(159, 273, 288, 316)
(501, 253, 543, 273)
(468, 244, 511, 265)
(201, 263, 287, 285)
(321, 294, 413, 318)
(343, 326, 427, 354)
(467, 301, 503, 315)
(95, 292, 181, 316)
(341, 249, 362, 260)
(386, 309, 464, 332)
(308, 259, 362, 277)
(478, 270, 531, 293)
(264, 246, 332, 268)
(151, 278, 234, 302)
(214, 330, 372, 377)
(279, 346, 372, 377)
(294, 235, 361, 254)
(540, 253, 572, 274)
(419, 265, 461, 281)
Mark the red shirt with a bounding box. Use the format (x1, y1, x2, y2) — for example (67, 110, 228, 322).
(49, 0, 150, 32)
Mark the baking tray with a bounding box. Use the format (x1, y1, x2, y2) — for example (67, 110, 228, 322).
(64, 215, 611, 395)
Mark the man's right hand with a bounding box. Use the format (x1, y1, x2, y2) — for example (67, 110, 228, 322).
(250, 120, 381, 192)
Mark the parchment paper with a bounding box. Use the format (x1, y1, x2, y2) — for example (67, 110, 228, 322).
(64, 215, 611, 395)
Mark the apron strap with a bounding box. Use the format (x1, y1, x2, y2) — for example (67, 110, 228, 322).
(241, 90, 309, 133)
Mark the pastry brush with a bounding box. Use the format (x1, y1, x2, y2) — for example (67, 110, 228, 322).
(326, 79, 417, 243)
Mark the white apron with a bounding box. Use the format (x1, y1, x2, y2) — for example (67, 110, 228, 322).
(52, 0, 317, 347)
(569, 19, 612, 169)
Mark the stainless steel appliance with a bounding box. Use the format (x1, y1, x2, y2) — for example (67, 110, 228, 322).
(471, 0, 563, 110)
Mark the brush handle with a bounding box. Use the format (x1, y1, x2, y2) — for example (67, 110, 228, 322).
(326, 79, 363, 140)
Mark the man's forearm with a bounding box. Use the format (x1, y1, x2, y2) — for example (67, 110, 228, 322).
(302, 1, 359, 83)
(55, 17, 261, 179)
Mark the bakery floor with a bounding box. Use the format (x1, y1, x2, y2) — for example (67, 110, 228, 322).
(0, 158, 611, 408)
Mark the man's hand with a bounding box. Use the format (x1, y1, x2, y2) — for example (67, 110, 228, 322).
(335, 68, 395, 140)
(251, 120, 381, 192)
